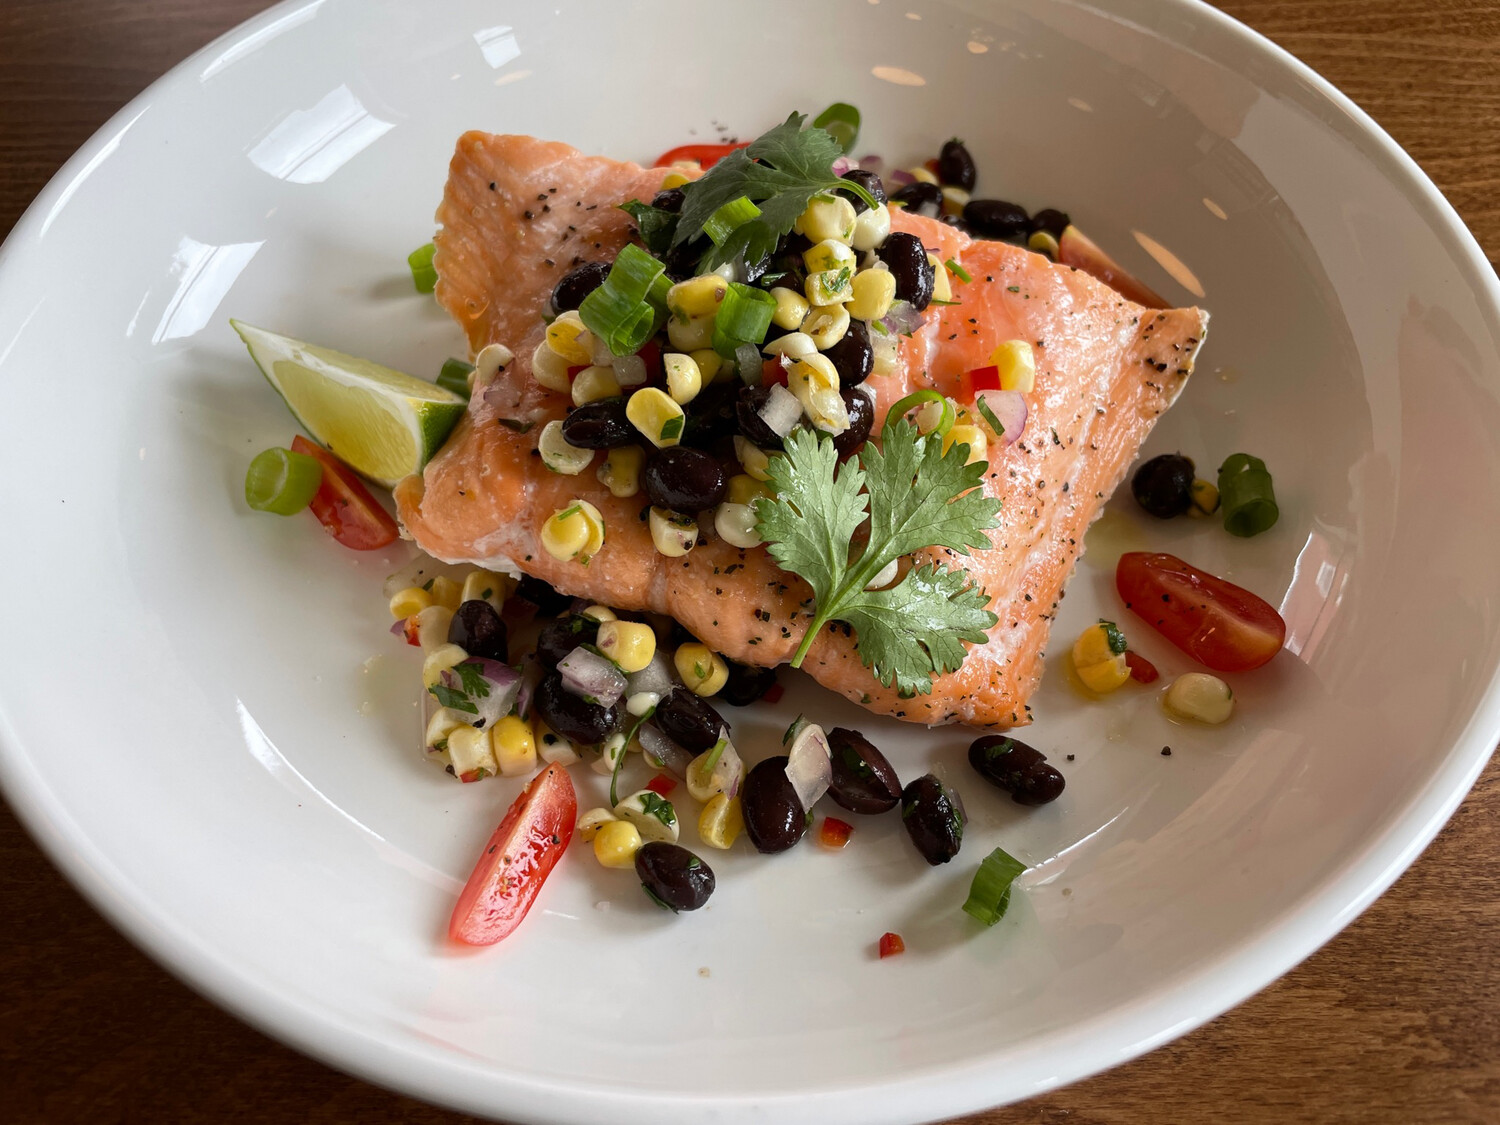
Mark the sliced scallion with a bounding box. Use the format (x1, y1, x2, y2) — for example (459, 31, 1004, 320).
(578, 244, 670, 356)
(245, 447, 322, 515)
(883, 389, 955, 439)
(437, 358, 474, 397)
(945, 258, 972, 284)
(711, 282, 776, 357)
(813, 102, 861, 154)
(703, 196, 762, 246)
(1218, 453, 1279, 537)
(408, 242, 438, 293)
(961, 846, 1027, 926)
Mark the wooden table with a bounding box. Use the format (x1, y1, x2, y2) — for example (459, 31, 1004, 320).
(2, 1, 1496, 1121)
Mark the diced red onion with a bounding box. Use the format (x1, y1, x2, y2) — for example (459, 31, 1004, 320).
(440, 658, 520, 729)
(880, 300, 924, 336)
(857, 154, 884, 174)
(612, 352, 648, 387)
(389, 620, 406, 637)
(784, 722, 832, 811)
(559, 645, 627, 708)
(759, 383, 804, 438)
(735, 342, 763, 385)
(626, 650, 675, 699)
(707, 733, 744, 798)
(831, 155, 855, 177)
(638, 723, 695, 777)
(888, 168, 915, 186)
(515, 656, 543, 720)
(976, 389, 1028, 446)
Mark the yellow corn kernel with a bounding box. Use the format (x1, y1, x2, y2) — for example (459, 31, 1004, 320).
(648, 506, 698, 557)
(1072, 623, 1129, 694)
(850, 203, 891, 252)
(942, 423, 988, 465)
(788, 354, 850, 433)
(1072, 622, 1120, 667)
(461, 569, 512, 610)
(428, 575, 463, 612)
(664, 352, 703, 405)
(421, 642, 468, 688)
(733, 436, 772, 481)
(941, 185, 970, 216)
(530, 339, 573, 393)
(1163, 673, 1235, 725)
(414, 604, 454, 653)
(762, 331, 817, 361)
(571, 364, 621, 407)
(792, 351, 839, 393)
(447, 725, 497, 780)
(1077, 657, 1130, 694)
(597, 619, 656, 673)
(1189, 478, 1220, 518)
(727, 473, 772, 505)
(425, 707, 467, 751)
(795, 194, 858, 244)
(927, 252, 952, 303)
(1027, 230, 1060, 259)
(582, 604, 617, 623)
(535, 719, 579, 767)
(803, 238, 856, 274)
(667, 274, 729, 321)
(537, 419, 594, 475)
(576, 807, 617, 843)
(541, 504, 592, 562)
(592, 819, 643, 868)
(803, 304, 850, 350)
(546, 310, 595, 365)
(593, 731, 629, 776)
(667, 314, 715, 352)
(661, 170, 692, 190)
(714, 502, 762, 549)
(698, 793, 744, 850)
(597, 444, 644, 498)
(907, 165, 938, 184)
(847, 268, 896, 322)
(472, 343, 513, 390)
(805, 266, 854, 307)
(689, 347, 724, 383)
(491, 714, 537, 777)
(389, 586, 432, 619)
(769, 286, 810, 331)
(627, 387, 687, 448)
(991, 340, 1037, 392)
(675, 642, 728, 696)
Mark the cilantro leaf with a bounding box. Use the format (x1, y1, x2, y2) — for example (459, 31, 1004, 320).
(453, 662, 492, 699)
(639, 792, 677, 829)
(754, 420, 1002, 695)
(430, 684, 477, 714)
(619, 199, 678, 254)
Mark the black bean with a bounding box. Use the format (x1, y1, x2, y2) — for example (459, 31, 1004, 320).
(937, 138, 977, 191)
(514, 575, 572, 616)
(719, 660, 778, 706)
(446, 599, 509, 662)
(736, 385, 786, 448)
(560, 399, 635, 449)
(663, 236, 710, 281)
(890, 181, 943, 218)
(1030, 208, 1071, 238)
(968, 736, 1066, 807)
(548, 261, 610, 315)
(651, 188, 686, 213)
(635, 842, 715, 911)
(962, 199, 1031, 242)
(741, 755, 809, 854)
(1131, 453, 1196, 519)
(653, 687, 727, 752)
(900, 774, 965, 865)
(536, 614, 599, 667)
(643, 447, 727, 512)
(534, 672, 620, 745)
(838, 168, 888, 213)
(826, 728, 902, 814)
(679, 381, 741, 450)
(823, 317, 873, 389)
(878, 232, 935, 311)
(832, 390, 874, 459)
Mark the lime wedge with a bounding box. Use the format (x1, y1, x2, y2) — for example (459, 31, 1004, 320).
(232, 319, 465, 488)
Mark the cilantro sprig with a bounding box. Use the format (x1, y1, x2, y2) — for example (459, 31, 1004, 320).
(753, 420, 1002, 696)
(673, 112, 877, 272)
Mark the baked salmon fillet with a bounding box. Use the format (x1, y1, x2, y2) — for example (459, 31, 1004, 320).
(395, 132, 1208, 729)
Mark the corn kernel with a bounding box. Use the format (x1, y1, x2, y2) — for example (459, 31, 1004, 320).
(847, 268, 897, 321)
(733, 436, 772, 481)
(546, 310, 594, 365)
(789, 355, 850, 434)
(389, 585, 432, 619)
(1072, 623, 1129, 693)
(851, 204, 891, 252)
(661, 170, 692, 190)
(447, 725, 497, 780)
(428, 575, 463, 612)
(1163, 673, 1235, 724)
(726, 473, 772, 505)
(597, 620, 657, 673)
(491, 714, 537, 777)
(942, 423, 988, 465)
(597, 444, 644, 497)
(664, 352, 703, 405)
(805, 266, 855, 307)
(991, 340, 1036, 393)
(592, 819, 643, 868)
(626, 690, 661, 717)
(1189, 478, 1220, 517)
(571, 364, 621, 407)
(414, 605, 454, 653)
(472, 343, 514, 390)
(689, 347, 724, 383)
(715, 502, 762, 548)
(792, 351, 839, 392)
(927, 252, 952, 303)
(535, 720, 580, 767)
(614, 789, 679, 844)
(541, 504, 592, 562)
(763, 331, 816, 361)
(648, 506, 698, 557)
(698, 793, 744, 850)
(421, 642, 468, 688)
(612, 352, 648, 387)
(803, 238, 856, 274)
(675, 642, 728, 696)
(593, 731, 629, 776)
(627, 387, 686, 448)
(461, 569, 512, 610)
(941, 185, 970, 216)
(425, 707, 467, 751)
(907, 165, 938, 185)
(769, 286, 810, 331)
(582, 604, 617, 622)
(1027, 230, 1060, 259)
(576, 807, 617, 842)
(794, 194, 858, 244)
(667, 274, 729, 321)
(537, 419, 594, 474)
(529, 339, 572, 393)
(667, 314, 715, 352)
(803, 303, 850, 350)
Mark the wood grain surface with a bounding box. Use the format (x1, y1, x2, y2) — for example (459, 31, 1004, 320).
(1, 1, 1497, 1122)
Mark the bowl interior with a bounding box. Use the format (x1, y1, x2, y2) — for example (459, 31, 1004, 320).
(2, 0, 1498, 1122)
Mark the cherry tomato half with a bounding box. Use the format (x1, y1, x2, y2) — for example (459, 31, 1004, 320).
(1115, 552, 1285, 672)
(289, 435, 399, 551)
(654, 142, 749, 169)
(449, 763, 577, 946)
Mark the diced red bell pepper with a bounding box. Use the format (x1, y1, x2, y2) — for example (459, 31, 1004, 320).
(654, 142, 749, 169)
(1124, 651, 1159, 683)
(645, 774, 677, 797)
(959, 365, 1002, 399)
(819, 817, 853, 849)
(762, 683, 785, 704)
(878, 932, 906, 959)
(402, 616, 422, 646)
(761, 358, 788, 388)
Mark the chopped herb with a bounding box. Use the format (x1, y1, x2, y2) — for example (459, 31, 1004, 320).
(454, 662, 493, 699)
(496, 418, 536, 434)
(1006, 285, 1021, 293)
(660, 416, 684, 441)
(639, 792, 677, 829)
(974, 396, 1005, 436)
(555, 503, 583, 522)
(944, 259, 972, 283)
(430, 684, 478, 714)
(618, 198, 678, 254)
(1098, 620, 1128, 655)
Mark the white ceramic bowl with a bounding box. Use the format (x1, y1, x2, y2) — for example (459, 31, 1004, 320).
(2, 1, 1498, 1122)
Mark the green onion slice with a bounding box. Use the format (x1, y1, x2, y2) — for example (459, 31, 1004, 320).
(974, 395, 1005, 436)
(813, 102, 861, 154)
(579, 244, 670, 356)
(1218, 452, 1279, 537)
(245, 447, 322, 515)
(408, 242, 438, 294)
(945, 258, 972, 283)
(961, 846, 1027, 926)
(711, 282, 776, 357)
(436, 358, 474, 397)
(883, 390, 955, 440)
(703, 196, 762, 246)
